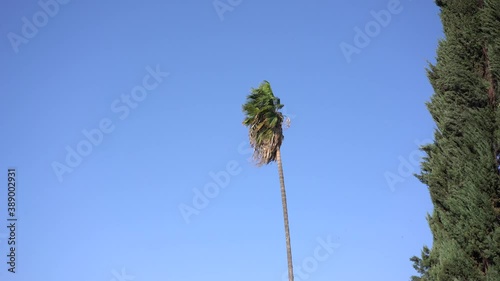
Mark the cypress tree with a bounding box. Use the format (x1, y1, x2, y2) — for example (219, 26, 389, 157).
(411, 1, 500, 280)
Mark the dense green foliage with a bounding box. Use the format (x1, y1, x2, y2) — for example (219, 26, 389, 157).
(411, 0, 500, 280)
(242, 80, 287, 166)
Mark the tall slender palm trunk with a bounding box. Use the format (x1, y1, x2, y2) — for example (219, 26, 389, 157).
(276, 148, 294, 281)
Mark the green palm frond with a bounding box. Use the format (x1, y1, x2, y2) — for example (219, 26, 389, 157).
(242, 80, 287, 166)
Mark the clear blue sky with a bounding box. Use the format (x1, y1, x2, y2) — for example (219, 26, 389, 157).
(1, 0, 442, 280)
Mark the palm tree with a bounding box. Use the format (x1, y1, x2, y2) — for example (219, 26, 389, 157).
(242, 80, 294, 281)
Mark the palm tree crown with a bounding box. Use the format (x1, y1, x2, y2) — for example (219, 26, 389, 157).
(242, 80, 288, 166)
